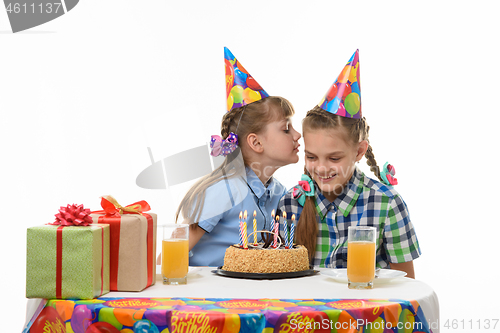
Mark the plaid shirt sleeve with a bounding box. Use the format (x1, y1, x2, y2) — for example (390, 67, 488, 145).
(277, 188, 303, 221)
(383, 194, 421, 263)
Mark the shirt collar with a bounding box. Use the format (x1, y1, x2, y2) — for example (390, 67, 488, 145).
(245, 166, 276, 199)
(315, 167, 364, 218)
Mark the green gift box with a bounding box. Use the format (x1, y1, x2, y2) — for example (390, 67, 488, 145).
(26, 224, 110, 299)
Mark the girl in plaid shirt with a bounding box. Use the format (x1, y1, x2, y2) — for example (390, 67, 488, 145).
(278, 50, 420, 278)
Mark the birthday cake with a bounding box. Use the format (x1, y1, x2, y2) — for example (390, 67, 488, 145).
(222, 243, 310, 274)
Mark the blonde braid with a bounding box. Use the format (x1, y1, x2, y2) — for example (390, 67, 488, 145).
(220, 108, 241, 139)
(357, 117, 384, 182)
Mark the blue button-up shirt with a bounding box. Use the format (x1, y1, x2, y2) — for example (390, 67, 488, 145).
(190, 167, 286, 267)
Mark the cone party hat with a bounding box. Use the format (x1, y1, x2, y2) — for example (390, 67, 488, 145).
(224, 47, 269, 112)
(318, 49, 362, 119)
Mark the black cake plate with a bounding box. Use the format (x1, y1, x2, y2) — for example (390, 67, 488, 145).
(212, 266, 319, 280)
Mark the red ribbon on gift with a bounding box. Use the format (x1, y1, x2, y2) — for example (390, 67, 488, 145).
(93, 196, 154, 291)
(93, 195, 151, 217)
(50, 204, 106, 298)
(55, 224, 106, 299)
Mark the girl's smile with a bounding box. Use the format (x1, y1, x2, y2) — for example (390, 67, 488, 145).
(304, 128, 367, 202)
(316, 173, 337, 182)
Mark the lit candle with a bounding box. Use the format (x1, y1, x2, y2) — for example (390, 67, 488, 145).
(239, 212, 243, 247)
(283, 212, 288, 248)
(283, 220, 289, 249)
(273, 215, 279, 248)
(271, 209, 275, 232)
(243, 211, 248, 249)
(239, 222, 244, 247)
(291, 214, 296, 248)
(242, 222, 248, 249)
(253, 210, 257, 244)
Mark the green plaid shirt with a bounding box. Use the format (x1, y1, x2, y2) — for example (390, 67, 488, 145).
(278, 167, 421, 268)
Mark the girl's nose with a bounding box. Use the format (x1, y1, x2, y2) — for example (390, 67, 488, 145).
(293, 128, 301, 141)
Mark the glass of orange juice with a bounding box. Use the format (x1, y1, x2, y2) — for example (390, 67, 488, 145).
(162, 224, 189, 285)
(347, 226, 376, 289)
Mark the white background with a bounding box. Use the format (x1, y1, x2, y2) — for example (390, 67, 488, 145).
(2, 0, 499, 331)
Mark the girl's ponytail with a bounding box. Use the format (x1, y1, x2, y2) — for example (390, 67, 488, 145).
(295, 168, 319, 263)
(365, 145, 383, 182)
(357, 117, 384, 183)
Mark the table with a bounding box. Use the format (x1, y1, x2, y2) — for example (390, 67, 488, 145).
(24, 267, 439, 332)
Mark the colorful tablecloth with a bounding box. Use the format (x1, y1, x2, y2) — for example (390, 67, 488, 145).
(28, 297, 434, 333)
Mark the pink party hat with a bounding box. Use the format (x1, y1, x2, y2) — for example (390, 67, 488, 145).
(225, 47, 269, 112)
(318, 50, 362, 119)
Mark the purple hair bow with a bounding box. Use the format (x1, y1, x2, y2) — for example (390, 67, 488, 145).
(210, 132, 239, 157)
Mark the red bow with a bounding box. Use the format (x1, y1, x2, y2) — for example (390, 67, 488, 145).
(93, 195, 151, 217)
(51, 204, 93, 226)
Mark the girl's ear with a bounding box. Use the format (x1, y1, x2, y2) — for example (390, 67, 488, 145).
(356, 140, 369, 162)
(246, 133, 264, 153)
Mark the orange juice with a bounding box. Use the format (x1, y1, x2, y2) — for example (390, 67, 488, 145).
(347, 241, 376, 282)
(162, 239, 189, 278)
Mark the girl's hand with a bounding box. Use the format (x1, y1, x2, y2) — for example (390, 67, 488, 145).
(390, 261, 415, 279)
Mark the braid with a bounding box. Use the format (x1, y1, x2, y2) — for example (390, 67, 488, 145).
(365, 145, 383, 182)
(220, 107, 243, 139)
(357, 117, 384, 182)
(295, 167, 318, 263)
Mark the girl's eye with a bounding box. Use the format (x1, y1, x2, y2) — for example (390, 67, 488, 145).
(306, 156, 316, 160)
(330, 158, 340, 162)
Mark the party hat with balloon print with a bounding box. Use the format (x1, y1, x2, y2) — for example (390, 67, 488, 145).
(318, 49, 362, 119)
(224, 47, 269, 112)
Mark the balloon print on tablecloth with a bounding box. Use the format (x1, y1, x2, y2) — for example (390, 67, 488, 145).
(318, 49, 362, 119)
(274, 311, 330, 333)
(30, 306, 67, 333)
(113, 308, 146, 327)
(70, 305, 93, 333)
(222, 313, 241, 333)
(98, 308, 123, 331)
(85, 322, 120, 333)
(143, 309, 168, 327)
(224, 47, 269, 112)
(133, 319, 160, 333)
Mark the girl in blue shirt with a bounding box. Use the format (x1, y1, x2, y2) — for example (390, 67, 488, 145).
(176, 48, 301, 267)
